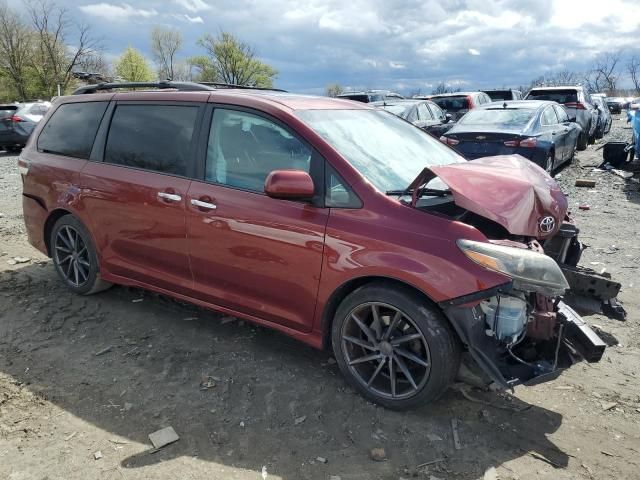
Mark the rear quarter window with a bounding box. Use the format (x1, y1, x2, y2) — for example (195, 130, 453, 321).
(37, 102, 109, 159)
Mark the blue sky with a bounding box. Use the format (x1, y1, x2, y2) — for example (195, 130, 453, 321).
(7, 0, 640, 94)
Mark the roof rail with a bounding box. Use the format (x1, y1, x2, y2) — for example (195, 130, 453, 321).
(72, 81, 217, 95)
(73, 81, 287, 95)
(197, 82, 287, 92)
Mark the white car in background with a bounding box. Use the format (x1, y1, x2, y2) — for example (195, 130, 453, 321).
(15, 102, 51, 123)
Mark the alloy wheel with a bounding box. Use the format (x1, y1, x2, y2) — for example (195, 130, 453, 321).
(545, 154, 554, 173)
(54, 225, 91, 287)
(341, 302, 431, 400)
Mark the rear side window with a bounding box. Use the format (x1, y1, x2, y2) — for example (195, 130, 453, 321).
(541, 107, 559, 125)
(554, 105, 570, 123)
(104, 104, 198, 177)
(38, 102, 108, 159)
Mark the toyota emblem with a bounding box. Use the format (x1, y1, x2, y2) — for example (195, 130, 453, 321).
(539, 216, 556, 234)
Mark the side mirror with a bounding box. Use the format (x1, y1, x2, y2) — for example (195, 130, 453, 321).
(568, 116, 577, 122)
(445, 113, 453, 123)
(264, 169, 315, 200)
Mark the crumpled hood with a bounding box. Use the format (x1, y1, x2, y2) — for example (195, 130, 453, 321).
(414, 155, 568, 238)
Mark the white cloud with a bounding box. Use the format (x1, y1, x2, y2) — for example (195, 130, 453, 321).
(78, 3, 158, 20)
(172, 0, 211, 13)
(468, 48, 480, 56)
(184, 14, 204, 23)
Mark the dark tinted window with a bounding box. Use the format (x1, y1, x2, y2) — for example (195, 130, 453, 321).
(206, 109, 312, 192)
(527, 89, 578, 104)
(38, 102, 108, 159)
(485, 90, 510, 101)
(105, 104, 198, 176)
(430, 96, 470, 112)
(338, 94, 370, 103)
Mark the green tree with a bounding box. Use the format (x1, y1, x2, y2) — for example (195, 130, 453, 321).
(187, 55, 217, 82)
(197, 32, 277, 87)
(0, 1, 33, 100)
(325, 83, 344, 97)
(115, 47, 154, 82)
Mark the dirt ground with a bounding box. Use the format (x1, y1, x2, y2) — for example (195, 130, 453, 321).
(1, 116, 639, 480)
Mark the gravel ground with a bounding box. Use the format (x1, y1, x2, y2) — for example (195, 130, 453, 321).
(0, 116, 639, 480)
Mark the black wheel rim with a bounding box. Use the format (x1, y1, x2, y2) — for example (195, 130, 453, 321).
(341, 302, 431, 400)
(54, 225, 90, 287)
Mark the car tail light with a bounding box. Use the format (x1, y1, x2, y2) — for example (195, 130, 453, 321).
(10, 115, 24, 122)
(519, 137, 537, 147)
(466, 95, 474, 108)
(503, 137, 537, 148)
(440, 136, 460, 146)
(564, 102, 586, 110)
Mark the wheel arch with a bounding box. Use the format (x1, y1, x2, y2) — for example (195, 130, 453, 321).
(320, 275, 445, 350)
(43, 208, 74, 257)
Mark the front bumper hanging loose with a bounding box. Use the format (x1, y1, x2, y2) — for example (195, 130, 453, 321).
(444, 299, 606, 390)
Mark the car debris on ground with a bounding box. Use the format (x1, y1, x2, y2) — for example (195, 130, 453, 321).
(148, 426, 180, 449)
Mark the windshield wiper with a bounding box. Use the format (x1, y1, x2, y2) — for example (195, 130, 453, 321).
(385, 188, 451, 198)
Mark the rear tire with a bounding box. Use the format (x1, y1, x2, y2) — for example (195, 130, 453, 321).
(577, 131, 588, 151)
(331, 282, 461, 410)
(50, 215, 112, 295)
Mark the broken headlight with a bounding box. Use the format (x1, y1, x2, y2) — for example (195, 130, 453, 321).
(457, 239, 569, 296)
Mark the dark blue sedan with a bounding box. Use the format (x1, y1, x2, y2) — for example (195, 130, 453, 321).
(439, 100, 582, 173)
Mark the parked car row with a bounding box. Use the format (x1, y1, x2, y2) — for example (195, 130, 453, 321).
(0, 101, 50, 152)
(439, 100, 580, 172)
(19, 81, 606, 411)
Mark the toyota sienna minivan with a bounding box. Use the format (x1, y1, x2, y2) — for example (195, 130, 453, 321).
(19, 81, 605, 410)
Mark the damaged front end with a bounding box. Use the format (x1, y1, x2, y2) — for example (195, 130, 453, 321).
(405, 156, 608, 388)
(439, 238, 605, 389)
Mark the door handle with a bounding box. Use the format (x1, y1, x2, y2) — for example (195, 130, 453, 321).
(157, 192, 182, 202)
(190, 198, 217, 210)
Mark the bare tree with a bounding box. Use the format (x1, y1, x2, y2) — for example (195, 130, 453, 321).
(585, 51, 622, 93)
(76, 52, 109, 76)
(0, 1, 32, 100)
(431, 82, 460, 95)
(26, 0, 100, 96)
(628, 55, 640, 95)
(325, 83, 343, 97)
(150, 26, 182, 81)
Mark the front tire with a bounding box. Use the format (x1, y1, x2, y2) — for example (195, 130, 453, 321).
(544, 151, 554, 173)
(331, 282, 460, 410)
(50, 215, 112, 295)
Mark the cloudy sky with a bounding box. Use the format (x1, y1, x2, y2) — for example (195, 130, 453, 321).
(7, 0, 640, 94)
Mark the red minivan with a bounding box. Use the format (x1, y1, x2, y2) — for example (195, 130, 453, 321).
(20, 82, 604, 410)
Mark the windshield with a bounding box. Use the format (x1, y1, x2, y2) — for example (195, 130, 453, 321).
(430, 96, 470, 112)
(459, 109, 535, 127)
(296, 109, 464, 192)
